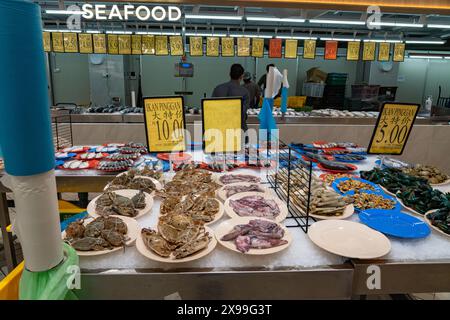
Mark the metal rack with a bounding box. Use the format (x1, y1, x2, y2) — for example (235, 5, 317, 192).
(52, 114, 73, 150)
(266, 141, 315, 233)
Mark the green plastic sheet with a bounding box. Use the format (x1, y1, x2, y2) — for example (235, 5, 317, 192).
(19, 243, 79, 300)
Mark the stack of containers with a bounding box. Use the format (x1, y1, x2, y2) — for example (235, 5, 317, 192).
(323, 73, 348, 109)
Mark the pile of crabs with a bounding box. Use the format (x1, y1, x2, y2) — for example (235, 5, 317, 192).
(142, 166, 221, 259)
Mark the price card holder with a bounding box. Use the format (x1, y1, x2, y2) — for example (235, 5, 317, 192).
(43, 32, 51, 52)
(143, 96, 186, 153)
(325, 41, 338, 60)
(93, 34, 107, 54)
(202, 97, 242, 154)
(367, 102, 420, 155)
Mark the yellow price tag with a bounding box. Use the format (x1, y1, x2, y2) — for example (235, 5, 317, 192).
(118, 35, 131, 54)
(78, 33, 93, 54)
(221, 37, 235, 57)
(368, 103, 420, 155)
(63, 32, 78, 53)
(237, 37, 250, 57)
(347, 41, 361, 61)
(132, 35, 142, 55)
(142, 35, 155, 55)
(108, 34, 119, 54)
(144, 96, 186, 153)
(170, 36, 184, 56)
(202, 98, 242, 153)
(52, 32, 64, 52)
(43, 32, 51, 52)
(378, 42, 391, 61)
(189, 36, 203, 56)
(393, 43, 405, 62)
(93, 34, 107, 54)
(252, 38, 264, 58)
(206, 37, 219, 57)
(303, 39, 316, 59)
(285, 39, 298, 59)
(363, 41, 376, 61)
(155, 35, 169, 55)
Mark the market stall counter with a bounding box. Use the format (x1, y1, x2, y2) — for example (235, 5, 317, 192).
(1, 149, 450, 299)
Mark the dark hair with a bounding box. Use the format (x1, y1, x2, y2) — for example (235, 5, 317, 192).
(266, 64, 275, 72)
(230, 64, 245, 80)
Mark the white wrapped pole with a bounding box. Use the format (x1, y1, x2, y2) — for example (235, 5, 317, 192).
(131, 91, 136, 108)
(265, 67, 275, 98)
(5, 171, 63, 271)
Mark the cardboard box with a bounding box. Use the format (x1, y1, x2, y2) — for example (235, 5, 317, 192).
(306, 67, 327, 83)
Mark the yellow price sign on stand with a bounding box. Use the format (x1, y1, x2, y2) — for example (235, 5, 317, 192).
(93, 34, 107, 54)
(252, 38, 264, 58)
(142, 35, 155, 55)
(143, 96, 186, 153)
(190, 36, 203, 56)
(368, 103, 420, 155)
(363, 41, 376, 61)
(78, 33, 93, 54)
(206, 37, 219, 57)
(237, 37, 250, 57)
(221, 37, 235, 57)
(393, 43, 406, 62)
(303, 39, 316, 59)
(43, 32, 51, 52)
(63, 32, 78, 53)
(108, 34, 119, 54)
(202, 98, 242, 154)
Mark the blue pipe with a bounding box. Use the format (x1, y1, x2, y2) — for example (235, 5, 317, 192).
(0, 0, 54, 176)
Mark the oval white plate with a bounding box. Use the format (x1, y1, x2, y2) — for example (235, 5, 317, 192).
(136, 226, 217, 263)
(215, 217, 292, 255)
(215, 173, 262, 186)
(430, 178, 450, 187)
(309, 204, 355, 221)
(380, 185, 396, 197)
(308, 220, 391, 259)
(216, 182, 269, 202)
(88, 189, 153, 219)
(224, 192, 288, 222)
(104, 174, 162, 194)
(205, 199, 225, 225)
(424, 210, 450, 238)
(62, 215, 139, 256)
(397, 198, 424, 217)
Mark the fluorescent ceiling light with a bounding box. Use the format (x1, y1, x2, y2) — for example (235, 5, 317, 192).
(44, 29, 81, 33)
(137, 31, 181, 35)
(405, 40, 446, 44)
(445, 57, 450, 59)
(428, 24, 450, 29)
(45, 9, 84, 15)
(369, 22, 423, 28)
(86, 30, 101, 34)
(320, 37, 360, 42)
(230, 34, 272, 38)
(309, 19, 365, 25)
(247, 16, 305, 23)
(364, 39, 403, 43)
(277, 36, 317, 40)
(185, 32, 227, 37)
(106, 31, 132, 34)
(409, 55, 444, 59)
(185, 14, 242, 21)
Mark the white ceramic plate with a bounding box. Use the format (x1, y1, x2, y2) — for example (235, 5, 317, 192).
(224, 192, 288, 223)
(380, 186, 396, 197)
(216, 182, 269, 202)
(135, 226, 217, 263)
(424, 210, 450, 238)
(430, 178, 450, 187)
(215, 217, 292, 255)
(398, 198, 424, 217)
(309, 204, 355, 221)
(88, 189, 153, 219)
(205, 199, 225, 225)
(104, 174, 162, 194)
(308, 220, 391, 259)
(62, 215, 139, 256)
(215, 173, 262, 186)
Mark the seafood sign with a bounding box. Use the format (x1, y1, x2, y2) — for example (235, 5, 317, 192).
(368, 103, 420, 155)
(143, 96, 186, 153)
